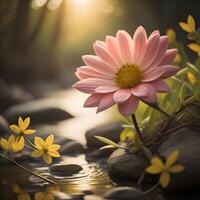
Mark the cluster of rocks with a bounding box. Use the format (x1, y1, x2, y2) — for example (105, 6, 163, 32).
(1, 81, 200, 198)
(85, 123, 200, 193)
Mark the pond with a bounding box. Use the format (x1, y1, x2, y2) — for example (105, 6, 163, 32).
(0, 89, 199, 200)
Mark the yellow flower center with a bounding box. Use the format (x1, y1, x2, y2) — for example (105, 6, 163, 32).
(43, 145, 49, 153)
(115, 64, 142, 88)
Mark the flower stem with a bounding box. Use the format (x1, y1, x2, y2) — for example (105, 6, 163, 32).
(131, 114, 146, 145)
(0, 153, 55, 184)
(25, 137, 37, 149)
(11, 158, 56, 184)
(147, 102, 170, 118)
(143, 181, 160, 195)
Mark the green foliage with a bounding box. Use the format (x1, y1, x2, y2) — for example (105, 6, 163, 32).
(120, 128, 135, 142)
(180, 83, 187, 104)
(95, 136, 121, 148)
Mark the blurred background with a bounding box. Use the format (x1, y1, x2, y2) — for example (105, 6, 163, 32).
(0, 0, 199, 113)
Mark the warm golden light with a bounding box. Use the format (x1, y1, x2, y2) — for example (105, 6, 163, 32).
(47, 0, 63, 10)
(32, 0, 47, 9)
(72, 0, 90, 6)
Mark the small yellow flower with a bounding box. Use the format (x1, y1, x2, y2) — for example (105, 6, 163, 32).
(31, 135, 61, 164)
(146, 150, 185, 188)
(10, 116, 36, 149)
(188, 43, 200, 56)
(173, 53, 181, 64)
(34, 187, 59, 200)
(166, 28, 176, 44)
(18, 193, 31, 200)
(179, 15, 195, 33)
(12, 184, 31, 200)
(0, 135, 23, 153)
(187, 72, 198, 84)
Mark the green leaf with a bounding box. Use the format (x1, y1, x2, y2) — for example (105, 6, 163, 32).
(95, 136, 120, 148)
(187, 62, 200, 76)
(99, 145, 117, 150)
(134, 133, 142, 149)
(176, 67, 188, 76)
(142, 146, 153, 160)
(180, 83, 187, 104)
(184, 93, 199, 105)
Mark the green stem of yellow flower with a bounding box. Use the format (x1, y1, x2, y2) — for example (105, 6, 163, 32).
(143, 181, 160, 195)
(25, 144, 35, 151)
(0, 153, 56, 184)
(11, 158, 56, 184)
(131, 114, 146, 145)
(25, 137, 37, 149)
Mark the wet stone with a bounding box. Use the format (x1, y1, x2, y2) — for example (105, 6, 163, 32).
(71, 193, 84, 200)
(103, 187, 144, 199)
(85, 122, 123, 150)
(4, 99, 73, 125)
(158, 127, 200, 191)
(107, 149, 148, 179)
(50, 164, 83, 176)
(60, 141, 85, 155)
(0, 115, 10, 136)
(0, 79, 32, 112)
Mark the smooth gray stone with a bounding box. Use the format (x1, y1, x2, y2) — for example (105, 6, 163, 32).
(158, 127, 200, 191)
(50, 164, 83, 176)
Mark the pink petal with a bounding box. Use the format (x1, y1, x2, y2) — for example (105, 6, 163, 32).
(97, 93, 115, 113)
(116, 30, 133, 64)
(132, 26, 147, 65)
(142, 65, 179, 82)
(150, 80, 170, 93)
(95, 40, 106, 47)
(95, 85, 119, 93)
(105, 36, 123, 67)
(140, 33, 160, 71)
(150, 30, 160, 36)
(159, 49, 178, 66)
(76, 66, 115, 80)
(93, 43, 118, 67)
(82, 55, 116, 74)
(118, 95, 139, 116)
(73, 78, 116, 93)
(84, 93, 104, 107)
(132, 83, 157, 103)
(159, 65, 180, 79)
(113, 88, 132, 103)
(147, 36, 168, 70)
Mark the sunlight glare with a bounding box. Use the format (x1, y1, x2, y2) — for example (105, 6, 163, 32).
(32, 0, 47, 9)
(73, 0, 90, 6)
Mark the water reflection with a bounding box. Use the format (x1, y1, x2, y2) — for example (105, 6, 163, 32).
(36, 89, 121, 143)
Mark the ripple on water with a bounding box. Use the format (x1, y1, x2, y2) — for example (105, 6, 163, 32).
(32, 155, 115, 194)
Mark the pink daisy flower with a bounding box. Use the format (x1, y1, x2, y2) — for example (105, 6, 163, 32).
(73, 26, 179, 116)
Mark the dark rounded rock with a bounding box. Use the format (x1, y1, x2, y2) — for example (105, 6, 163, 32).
(4, 99, 73, 125)
(158, 127, 200, 191)
(50, 164, 83, 176)
(103, 187, 144, 199)
(0, 79, 32, 112)
(107, 149, 148, 179)
(85, 122, 123, 150)
(0, 115, 10, 136)
(87, 148, 115, 160)
(71, 193, 84, 200)
(60, 141, 85, 155)
(83, 190, 94, 195)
